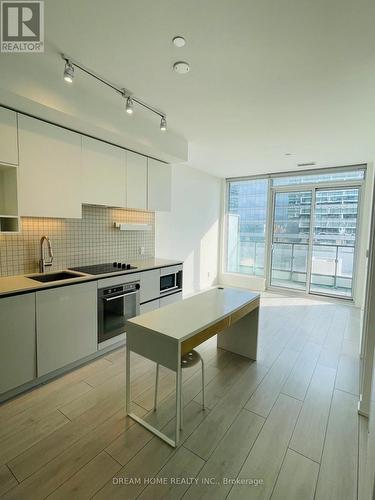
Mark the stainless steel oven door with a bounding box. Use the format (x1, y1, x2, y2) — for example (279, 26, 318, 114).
(98, 284, 140, 344)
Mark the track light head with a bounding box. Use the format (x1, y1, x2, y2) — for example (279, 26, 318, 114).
(125, 96, 134, 114)
(63, 61, 74, 83)
(160, 116, 167, 131)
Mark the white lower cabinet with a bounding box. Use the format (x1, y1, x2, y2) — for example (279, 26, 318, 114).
(0, 293, 36, 394)
(140, 299, 160, 314)
(36, 282, 97, 376)
(160, 291, 182, 307)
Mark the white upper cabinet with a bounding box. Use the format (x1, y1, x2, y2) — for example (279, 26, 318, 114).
(0, 107, 18, 165)
(82, 136, 126, 207)
(18, 115, 82, 218)
(147, 158, 171, 212)
(15, 112, 172, 215)
(126, 151, 148, 210)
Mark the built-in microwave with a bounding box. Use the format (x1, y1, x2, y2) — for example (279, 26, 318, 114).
(160, 268, 183, 295)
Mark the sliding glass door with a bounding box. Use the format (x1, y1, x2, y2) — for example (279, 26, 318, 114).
(270, 190, 312, 290)
(310, 188, 359, 297)
(270, 186, 359, 298)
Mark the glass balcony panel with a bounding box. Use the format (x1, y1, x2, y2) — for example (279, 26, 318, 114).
(226, 179, 268, 276)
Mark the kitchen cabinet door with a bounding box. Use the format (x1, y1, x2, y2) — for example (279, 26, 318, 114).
(147, 158, 171, 212)
(82, 136, 126, 207)
(36, 282, 97, 376)
(18, 115, 82, 218)
(160, 291, 182, 307)
(0, 293, 36, 394)
(126, 151, 147, 210)
(0, 107, 18, 166)
(140, 299, 160, 314)
(140, 269, 161, 303)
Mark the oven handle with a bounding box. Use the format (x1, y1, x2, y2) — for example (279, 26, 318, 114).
(104, 290, 138, 302)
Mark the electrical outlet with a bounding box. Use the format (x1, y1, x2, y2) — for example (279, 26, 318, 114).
(139, 246, 145, 256)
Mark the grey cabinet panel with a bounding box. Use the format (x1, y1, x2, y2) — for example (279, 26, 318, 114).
(140, 269, 160, 303)
(0, 293, 36, 393)
(160, 292, 182, 307)
(140, 299, 160, 314)
(36, 282, 97, 376)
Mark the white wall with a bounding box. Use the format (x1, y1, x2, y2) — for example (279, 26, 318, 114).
(356, 163, 375, 307)
(155, 164, 221, 295)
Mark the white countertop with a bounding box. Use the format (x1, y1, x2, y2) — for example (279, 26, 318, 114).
(127, 287, 260, 342)
(0, 258, 182, 297)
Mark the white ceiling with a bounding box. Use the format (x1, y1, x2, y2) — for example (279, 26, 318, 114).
(2, 0, 375, 178)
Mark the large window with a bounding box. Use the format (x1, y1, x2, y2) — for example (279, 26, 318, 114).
(226, 178, 268, 276)
(224, 166, 365, 299)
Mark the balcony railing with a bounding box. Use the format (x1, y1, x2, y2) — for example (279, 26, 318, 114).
(227, 240, 354, 296)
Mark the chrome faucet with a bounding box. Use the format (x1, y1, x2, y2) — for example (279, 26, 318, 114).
(39, 235, 54, 273)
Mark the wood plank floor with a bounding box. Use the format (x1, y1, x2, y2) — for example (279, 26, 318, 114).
(0, 292, 362, 500)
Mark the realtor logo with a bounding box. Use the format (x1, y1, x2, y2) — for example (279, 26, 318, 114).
(1, 1, 44, 52)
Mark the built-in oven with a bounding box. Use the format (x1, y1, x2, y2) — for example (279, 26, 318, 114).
(160, 268, 183, 295)
(98, 280, 140, 346)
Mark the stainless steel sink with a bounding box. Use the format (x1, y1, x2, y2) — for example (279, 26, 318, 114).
(28, 271, 83, 283)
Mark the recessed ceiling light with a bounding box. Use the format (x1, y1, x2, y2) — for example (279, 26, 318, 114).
(173, 36, 186, 47)
(173, 61, 190, 74)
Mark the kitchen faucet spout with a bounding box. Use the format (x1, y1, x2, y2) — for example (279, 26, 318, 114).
(39, 235, 54, 273)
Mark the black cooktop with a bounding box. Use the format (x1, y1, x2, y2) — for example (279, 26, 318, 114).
(69, 262, 137, 275)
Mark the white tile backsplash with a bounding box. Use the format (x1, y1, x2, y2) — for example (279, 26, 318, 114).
(0, 205, 155, 276)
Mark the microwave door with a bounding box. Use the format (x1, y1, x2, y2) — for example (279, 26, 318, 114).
(160, 273, 176, 292)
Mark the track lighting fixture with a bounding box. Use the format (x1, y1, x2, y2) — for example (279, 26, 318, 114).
(125, 96, 134, 114)
(63, 61, 74, 83)
(160, 116, 167, 131)
(61, 54, 167, 131)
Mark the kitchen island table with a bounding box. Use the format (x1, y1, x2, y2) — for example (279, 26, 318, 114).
(125, 286, 260, 446)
